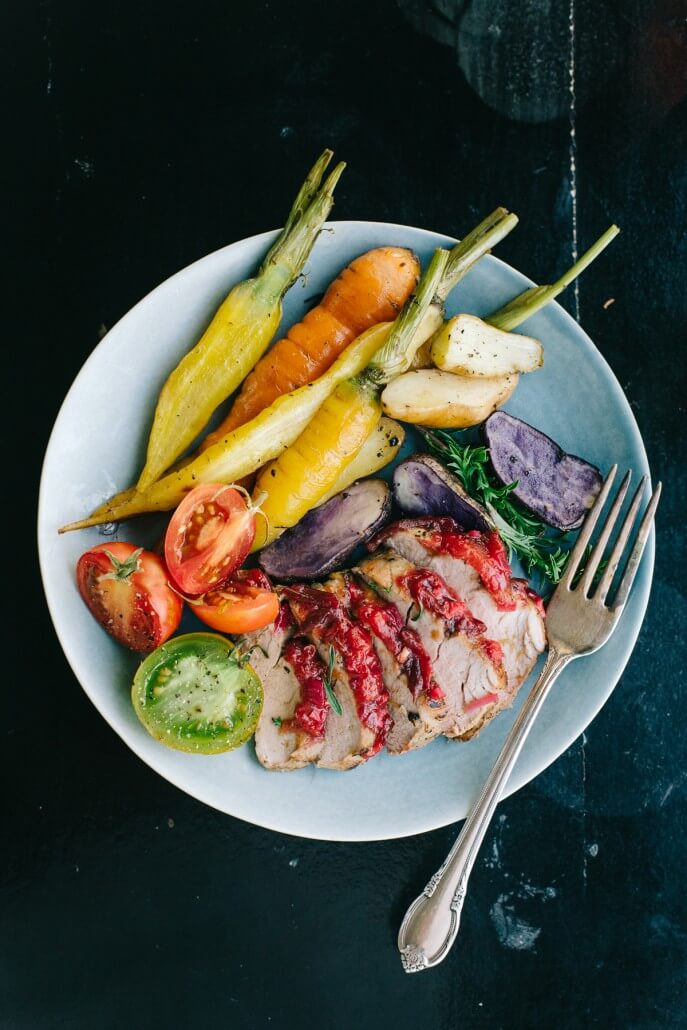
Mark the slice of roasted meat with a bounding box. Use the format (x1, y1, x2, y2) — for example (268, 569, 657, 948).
(246, 603, 322, 770)
(324, 572, 444, 754)
(254, 653, 324, 771)
(249, 589, 390, 772)
(356, 552, 507, 740)
(283, 584, 392, 770)
(371, 518, 547, 712)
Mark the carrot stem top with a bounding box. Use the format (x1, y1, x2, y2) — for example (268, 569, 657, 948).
(488, 224, 619, 331)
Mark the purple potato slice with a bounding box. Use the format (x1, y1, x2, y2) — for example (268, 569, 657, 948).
(392, 454, 493, 532)
(258, 479, 392, 581)
(483, 411, 602, 531)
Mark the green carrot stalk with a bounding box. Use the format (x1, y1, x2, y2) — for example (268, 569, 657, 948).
(487, 225, 619, 331)
(366, 249, 451, 384)
(437, 207, 520, 303)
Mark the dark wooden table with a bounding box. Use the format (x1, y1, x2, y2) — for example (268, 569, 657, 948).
(9, 1, 687, 1026)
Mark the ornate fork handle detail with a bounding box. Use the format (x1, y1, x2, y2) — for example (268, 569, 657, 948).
(398, 648, 572, 973)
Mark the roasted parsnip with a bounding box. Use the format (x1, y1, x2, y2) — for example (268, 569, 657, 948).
(316, 418, 405, 506)
(381, 369, 518, 428)
(430, 314, 543, 376)
(384, 224, 620, 426)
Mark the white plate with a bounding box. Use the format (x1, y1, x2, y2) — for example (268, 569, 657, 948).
(38, 221, 653, 841)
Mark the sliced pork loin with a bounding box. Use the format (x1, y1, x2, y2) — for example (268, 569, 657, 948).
(310, 663, 373, 772)
(283, 584, 391, 770)
(246, 604, 321, 770)
(248, 591, 387, 772)
(244, 608, 300, 771)
(240, 603, 292, 683)
(253, 653, 324, 771)
(324, 573, 443, 754)
(356, 553, 507, 740)
(371, 519, 547, 713)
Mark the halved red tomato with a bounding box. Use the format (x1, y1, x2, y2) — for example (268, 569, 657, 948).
(192, 569, 280, 635)
(77, 542, 183, 653)
(164, 484, 256, 595)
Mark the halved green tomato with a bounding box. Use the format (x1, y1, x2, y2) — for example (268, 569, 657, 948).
(132, 633, 263, 754)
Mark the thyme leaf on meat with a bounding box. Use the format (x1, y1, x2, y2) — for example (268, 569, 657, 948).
(323, 645, 342, 716)
(363, 577, 392, 598)
(232, 640, 269, 665)
(421, 430, 573, 587)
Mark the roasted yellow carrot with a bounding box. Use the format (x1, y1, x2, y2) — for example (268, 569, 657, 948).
(61, 209, 518, 533)
(251, 249, 451, 548)
(252, 208, 520, 548)
(59, 323, 388, 532)
(253, 376, 386, 546)
(199, 246, 421, 451)
(136, 149, 345, 491)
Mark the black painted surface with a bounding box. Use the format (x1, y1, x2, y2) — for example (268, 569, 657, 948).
(7, 1, 687, 1027)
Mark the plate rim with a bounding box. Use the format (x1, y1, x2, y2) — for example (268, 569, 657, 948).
(38, 219, 654, 841)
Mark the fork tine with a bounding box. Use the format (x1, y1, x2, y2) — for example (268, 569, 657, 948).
(578, 470, 632, 595)
(595, 476, 647, 603)
(560, 465, 617, 588)
(610, 482, 662, 611)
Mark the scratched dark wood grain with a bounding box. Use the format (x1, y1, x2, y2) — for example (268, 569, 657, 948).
(6, 0, 687, 1027)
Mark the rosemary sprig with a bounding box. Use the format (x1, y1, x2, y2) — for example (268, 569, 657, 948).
(323, 645, 342, 716)
(421, 430, 573, 586)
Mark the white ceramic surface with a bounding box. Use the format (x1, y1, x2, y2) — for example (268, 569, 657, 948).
(38, 221, 653, 841)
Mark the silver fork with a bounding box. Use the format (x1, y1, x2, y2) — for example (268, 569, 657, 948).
(398, 465, 661, 974)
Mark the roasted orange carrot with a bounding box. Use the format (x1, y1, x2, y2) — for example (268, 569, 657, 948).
(199, 246, 420, 450)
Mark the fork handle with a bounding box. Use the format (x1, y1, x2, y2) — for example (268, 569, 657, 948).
(398, 647, 573, 973)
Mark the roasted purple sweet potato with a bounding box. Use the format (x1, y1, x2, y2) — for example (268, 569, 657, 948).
(392, 454, 493, 532)
(483, 411, 602, 530)
(258, 479, 391, 581)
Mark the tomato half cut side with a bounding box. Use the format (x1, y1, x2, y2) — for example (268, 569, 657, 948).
(77, 542, 183, 653)
(193, 569, 280, 635)
(164, 484, 256, 595)
(132, 633, 263, 754)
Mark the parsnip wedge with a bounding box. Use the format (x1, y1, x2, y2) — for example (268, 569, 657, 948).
(431, 314, 543, 377)
(316, 417, 405, 506)
(409, 338, 433, 370)
(381, 369, 518, 429)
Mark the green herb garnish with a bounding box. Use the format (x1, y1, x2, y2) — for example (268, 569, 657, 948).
(231, 642, 267, 669)
(361, 576, 393, 600)
(272, 717, 282, 728)
(421, 430, 573, 587)
(323, 645, 342, 716)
